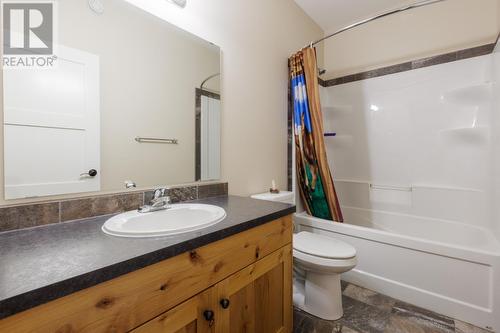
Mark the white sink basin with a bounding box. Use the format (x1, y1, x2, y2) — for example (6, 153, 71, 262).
(102, 203, 226, 238)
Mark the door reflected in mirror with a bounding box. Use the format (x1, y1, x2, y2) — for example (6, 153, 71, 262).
(2, 0, 221, 200)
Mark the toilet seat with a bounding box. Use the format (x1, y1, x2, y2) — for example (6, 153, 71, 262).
(294, 248, 357, 273)
(293, 231, 356, 259)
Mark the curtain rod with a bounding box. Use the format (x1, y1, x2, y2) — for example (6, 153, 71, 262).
(304, 0, 447, 49)
(200, 73, 220, 90)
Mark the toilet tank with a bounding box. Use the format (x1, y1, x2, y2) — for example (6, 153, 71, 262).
(250, 191, 294, 204)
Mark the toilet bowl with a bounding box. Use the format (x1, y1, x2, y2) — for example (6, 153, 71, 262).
(293, 231, 357, 320)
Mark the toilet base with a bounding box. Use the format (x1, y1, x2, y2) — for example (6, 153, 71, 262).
(293, 272, 343, 320)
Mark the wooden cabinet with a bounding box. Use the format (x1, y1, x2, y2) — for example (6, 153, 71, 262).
(0, 215, 293, 333)
(131, 244, 292, 333)
(217, 245, 292, 333)
(130, 289, 215, 333)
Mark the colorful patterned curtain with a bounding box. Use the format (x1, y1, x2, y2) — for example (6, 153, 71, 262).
(289, 48, 343, 222)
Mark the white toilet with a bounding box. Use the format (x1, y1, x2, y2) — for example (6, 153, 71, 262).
(293, 231, 357, 320)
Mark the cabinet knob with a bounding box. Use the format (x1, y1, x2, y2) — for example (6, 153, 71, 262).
(220, 298, 230, 309)
(203, 310, 214, 321)
(80, 169, 98, 177)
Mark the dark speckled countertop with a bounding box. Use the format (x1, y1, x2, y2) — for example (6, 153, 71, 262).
(0, 195, 295, 319)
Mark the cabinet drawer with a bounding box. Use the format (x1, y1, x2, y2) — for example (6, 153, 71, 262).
(0, 215, 292, 333)
(129, 288, 215, 333)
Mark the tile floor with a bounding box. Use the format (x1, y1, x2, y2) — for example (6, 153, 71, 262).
(293, 281, 493, 333)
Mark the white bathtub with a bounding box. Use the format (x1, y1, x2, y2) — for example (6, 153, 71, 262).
(294, 207, 500, 332)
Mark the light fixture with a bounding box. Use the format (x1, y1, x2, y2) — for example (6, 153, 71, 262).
(167, 0, 187, 8)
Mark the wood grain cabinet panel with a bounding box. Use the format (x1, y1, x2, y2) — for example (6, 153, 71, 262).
(216, 244, 292, 333)
(130, 289, 215, 333)
(0, 215, 293, 333)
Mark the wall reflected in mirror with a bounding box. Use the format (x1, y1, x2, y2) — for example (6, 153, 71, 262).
(2, 0, 221, 201)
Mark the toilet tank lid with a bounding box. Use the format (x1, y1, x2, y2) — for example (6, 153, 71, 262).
(293, 231, 356, 259)
(250, 191, 294, 202)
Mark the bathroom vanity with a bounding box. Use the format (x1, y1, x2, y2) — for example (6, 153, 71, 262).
(0, 196, 294, 333)
(0, 2, 297, 330)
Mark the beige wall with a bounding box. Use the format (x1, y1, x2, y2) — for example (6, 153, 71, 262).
(0, 0, 221, 204)
(323, 0, 499, 79)
(124, 0, 323, 196)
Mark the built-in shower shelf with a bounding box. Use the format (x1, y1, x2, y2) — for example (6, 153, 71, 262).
(439, 126, 488, 141)
(442, 83, 492, 106)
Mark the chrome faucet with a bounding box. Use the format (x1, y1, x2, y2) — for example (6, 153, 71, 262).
(138, 187, 171, 213)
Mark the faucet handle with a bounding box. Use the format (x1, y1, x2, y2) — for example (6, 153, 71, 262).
(153, 187, 169, 199)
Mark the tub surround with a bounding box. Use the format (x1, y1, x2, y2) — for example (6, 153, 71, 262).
(0, 195, 294, 319)
(303, 38, 500, 332)
(292, 41, 500, 207)
(0, 182, 228, 233)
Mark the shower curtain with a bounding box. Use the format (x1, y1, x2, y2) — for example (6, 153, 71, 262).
(289, 47, 343, 222)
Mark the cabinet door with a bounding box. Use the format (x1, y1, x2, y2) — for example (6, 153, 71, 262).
(216, 245, 292, 333)
(130, 289, 216, 333)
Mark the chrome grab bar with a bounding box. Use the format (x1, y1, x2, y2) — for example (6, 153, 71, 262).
(135, 137, 178, 144)
(370, 184, 413, 192)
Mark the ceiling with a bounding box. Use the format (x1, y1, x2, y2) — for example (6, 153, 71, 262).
(294, 0, 415, 33)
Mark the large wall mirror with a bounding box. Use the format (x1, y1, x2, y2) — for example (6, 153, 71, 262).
(2, 0, 221, 200)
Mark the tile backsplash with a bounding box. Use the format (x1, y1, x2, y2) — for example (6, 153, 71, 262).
(0, 182, 228, 233)
(318, 43, 496, 87)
